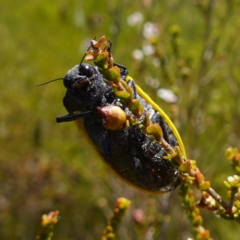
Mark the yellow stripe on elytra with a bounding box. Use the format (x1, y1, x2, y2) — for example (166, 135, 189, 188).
(125, 76, 187, 158)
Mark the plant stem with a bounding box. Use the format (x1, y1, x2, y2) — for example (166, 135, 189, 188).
(206, 188, 229, 210)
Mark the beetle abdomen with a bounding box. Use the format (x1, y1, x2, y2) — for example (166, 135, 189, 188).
(80, 110, 181, 193)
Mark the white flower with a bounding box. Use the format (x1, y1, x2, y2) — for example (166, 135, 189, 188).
(227, 176, 235, 183)
(132, 49, 144, 61)
(143, 22, 160, 39)
(157, 88, 178, 103)
(233, 175, 239, 181)
(142, 44, 155, 55)
(127, 12, 143, 26)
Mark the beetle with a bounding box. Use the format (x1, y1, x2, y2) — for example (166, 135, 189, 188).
(56, 36, 186, 193)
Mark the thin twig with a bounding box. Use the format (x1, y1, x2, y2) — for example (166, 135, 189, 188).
(206, 188, 230, 210)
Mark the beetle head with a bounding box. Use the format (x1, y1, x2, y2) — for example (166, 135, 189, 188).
(63, 63, 95, 92)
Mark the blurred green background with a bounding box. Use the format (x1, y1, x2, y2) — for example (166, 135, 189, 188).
(1, 0, 240, 239)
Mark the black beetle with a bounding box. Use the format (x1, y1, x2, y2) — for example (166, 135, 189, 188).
(56, 62, 186, 193)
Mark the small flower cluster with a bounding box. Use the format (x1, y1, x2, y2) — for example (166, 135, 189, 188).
(101, 198, 131, 240)
(222, 147, 240, 220)
(179, 146, 240, 227)
(85, 36, 144, 118)
(200, 192, 217, 210)
(36, 211, 59, 240)
(222, 174, 240, 219)
(179, 159, 211, 192)
(179, 184, 212, 240)
(232, 200, 240, 219)
(224, 175, 240, 189)
(225, 147, 240, 174)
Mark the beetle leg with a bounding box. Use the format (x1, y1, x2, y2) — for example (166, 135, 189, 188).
(126, 79, 137, 99)
(56, 111, 92, 123)
(118, 65, 129, 82)
(114, 62, 128, 71)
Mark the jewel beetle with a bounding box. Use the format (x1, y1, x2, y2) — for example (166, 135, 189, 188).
(56, 36, 186, 193)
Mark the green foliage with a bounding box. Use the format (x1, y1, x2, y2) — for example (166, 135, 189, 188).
(1, 0, 240, 239)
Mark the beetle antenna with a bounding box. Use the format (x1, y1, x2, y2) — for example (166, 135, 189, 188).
(79, 36, 96, 66)
(79, 53, 87, 66)
(37, 78, 64, 86)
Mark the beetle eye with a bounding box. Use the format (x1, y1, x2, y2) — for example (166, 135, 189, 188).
(79, 64, 94, 78)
